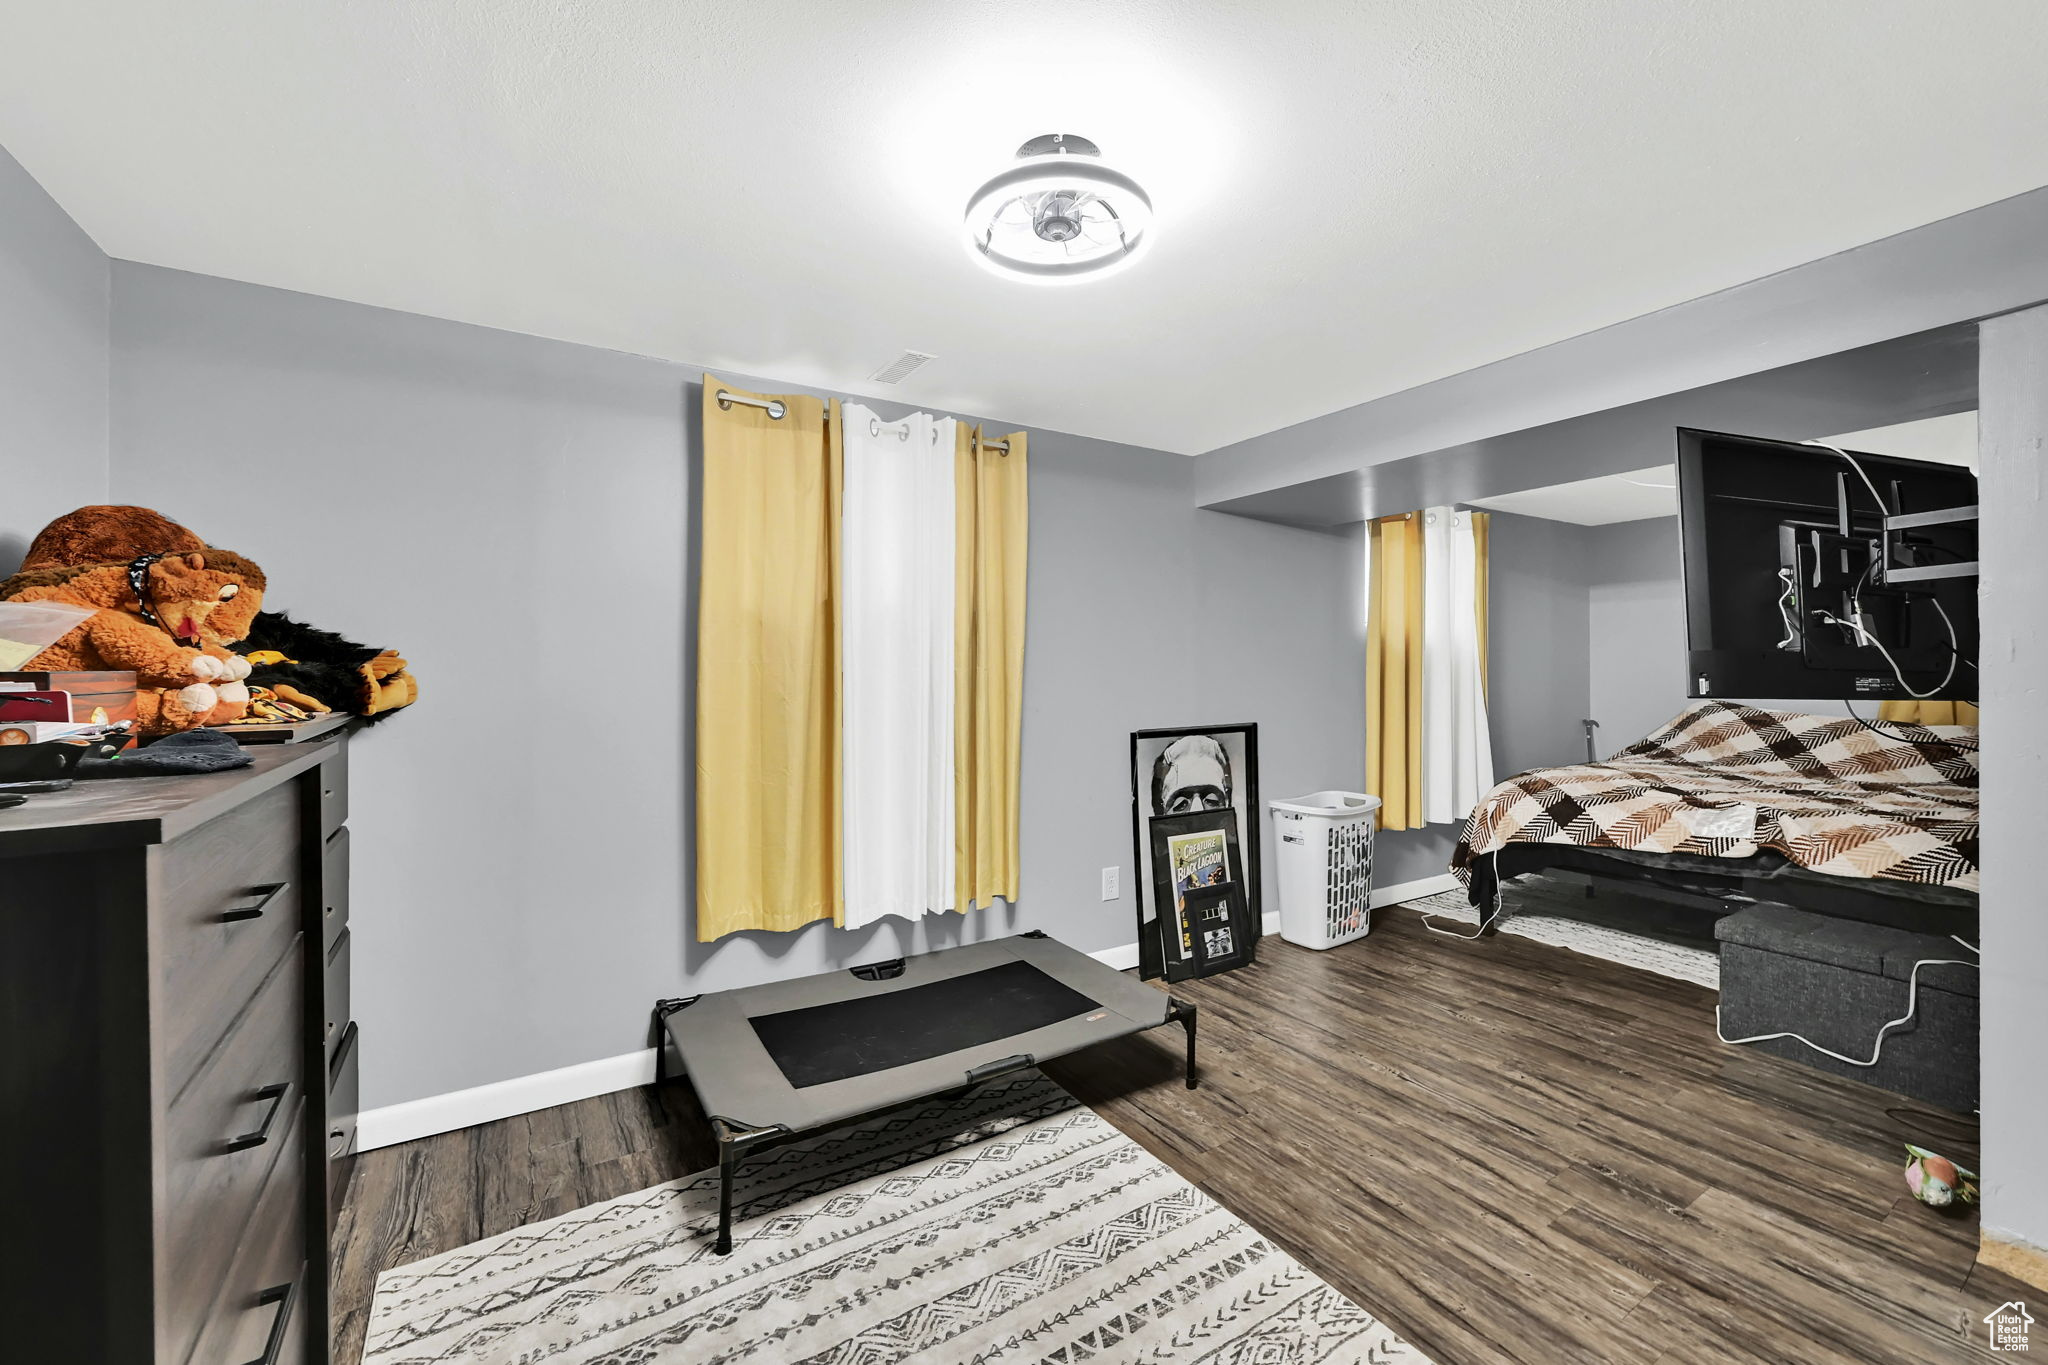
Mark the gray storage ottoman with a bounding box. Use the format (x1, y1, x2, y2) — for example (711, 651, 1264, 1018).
(1716, 903, 1977, 1112)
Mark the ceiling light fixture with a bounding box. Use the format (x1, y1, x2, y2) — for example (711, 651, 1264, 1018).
(963, 134, 1152, 284)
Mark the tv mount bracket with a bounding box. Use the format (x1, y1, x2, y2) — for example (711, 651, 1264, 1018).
(1882, 504, 1978, 586)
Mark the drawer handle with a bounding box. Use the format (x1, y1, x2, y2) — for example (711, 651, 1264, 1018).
(221, 881, 290, 923)
(224, 1081, 291, 1152)
(238, 1277, 298, 1365)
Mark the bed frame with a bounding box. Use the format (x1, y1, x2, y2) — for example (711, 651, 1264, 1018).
(653, 930, 1197, 1255)
(1467, 843, 1979, 943)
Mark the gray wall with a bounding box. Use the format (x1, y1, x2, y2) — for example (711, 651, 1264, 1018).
(1976, 304, 2048, 1258)
(1488, 513, 1593, 778)
(107, 262, 1368, 1111)
(0, 144, 109, 571)
(1185, 510, 1363, 905)
(1585, 519, 1691, 748)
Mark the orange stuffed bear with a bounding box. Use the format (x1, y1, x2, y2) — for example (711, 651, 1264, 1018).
(6, 555, 254, 736)
(7, 505, 268, 726)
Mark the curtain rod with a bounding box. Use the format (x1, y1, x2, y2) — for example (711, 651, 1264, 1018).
(715, 388, 1011, 453)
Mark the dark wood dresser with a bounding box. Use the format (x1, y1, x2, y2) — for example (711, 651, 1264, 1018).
(0, 736, 358, 1364)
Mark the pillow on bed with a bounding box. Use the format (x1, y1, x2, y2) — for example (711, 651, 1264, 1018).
(1615, 700, 1978, 788)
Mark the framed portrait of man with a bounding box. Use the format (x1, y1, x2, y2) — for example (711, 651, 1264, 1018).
(1129, 724, 1260, 981)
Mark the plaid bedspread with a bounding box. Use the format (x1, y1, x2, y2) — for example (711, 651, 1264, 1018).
(1452, 701, 1980, 892)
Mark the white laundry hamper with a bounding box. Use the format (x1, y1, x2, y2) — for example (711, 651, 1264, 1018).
(1267, 791, 1381, 949)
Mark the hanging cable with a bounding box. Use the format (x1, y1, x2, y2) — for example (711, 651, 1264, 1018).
(1802, 440, 1894, 519)
(1717, 936, 1978, 1068)
(1815, 596, 1959, 699)
(1795, 443, 1964, 701)
(1423, 851, 1509, 939)
(1774, 567, 1799, 651)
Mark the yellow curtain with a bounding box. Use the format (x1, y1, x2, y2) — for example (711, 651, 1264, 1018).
(1878, 699, 1979, 726)
(1365, 508, 1490, 827)
(956, 426, 1029, 910)
(695, 377, 842, 941)
(1365, 513, 1426, 830)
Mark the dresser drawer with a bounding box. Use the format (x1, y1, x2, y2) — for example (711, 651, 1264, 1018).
(161, 940, 304, 1365)
(323, 927, 350, 1071)
(327, 1021, 360, 1235)
(321, 825, 350, 954)
(158, 782, 302, 1096)
(185, 1129, 309, 1365)
(328, 1021, 360, 1160)
(317, 742, 348, 839)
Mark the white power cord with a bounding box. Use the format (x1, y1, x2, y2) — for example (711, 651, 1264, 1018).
(1798, 441, 1964, 700)
(1717, 935, 1978, 1068)
(1774, 566, 1799, 651)
(1814, 598, 1959, 699)
(1423, 852, 1509, 939)
(1802, 441, 1892, 524)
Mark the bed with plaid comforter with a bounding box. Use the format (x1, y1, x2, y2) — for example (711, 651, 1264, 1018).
(1452, 701, 1980, 895)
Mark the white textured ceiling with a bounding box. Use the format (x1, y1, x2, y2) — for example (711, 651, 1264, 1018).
(4, 3, 2047, 455)
(1472, 465, 1677, 525)
(1826, 412, 1980, 468)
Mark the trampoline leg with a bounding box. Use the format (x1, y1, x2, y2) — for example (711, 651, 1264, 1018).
(650, 996, 699, 1087)
(705, 1117, 782, 1257)
(1171, 999, 1198, 1089)
(716, 1135, 737, 1256)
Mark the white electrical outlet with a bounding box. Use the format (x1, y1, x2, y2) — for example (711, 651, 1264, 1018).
(1100, 866, 1120, 901)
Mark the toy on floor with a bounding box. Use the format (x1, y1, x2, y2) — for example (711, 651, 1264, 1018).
(1904, 1144, 1978, 1210)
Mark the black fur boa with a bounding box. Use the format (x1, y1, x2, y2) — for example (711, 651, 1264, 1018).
(232, 610, 390, 719)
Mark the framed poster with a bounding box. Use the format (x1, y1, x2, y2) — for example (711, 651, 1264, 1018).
(1130, 724, 1260, 981)
(1148, 810, 1239, 966)
(1183, 882, 1252, 971)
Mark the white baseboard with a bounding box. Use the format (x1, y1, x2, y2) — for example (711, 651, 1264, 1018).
(1370, 872, 1461, 907)
(1089, 941, 1144, 971)
(361, 887, 1461, 1153)
(1090, 877, 1456, 972)
(1087, 910, 1284, 972)
(357, 1047, 658, 1152)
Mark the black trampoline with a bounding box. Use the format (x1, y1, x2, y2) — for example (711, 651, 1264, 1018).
(653, 930, 1197, 1254)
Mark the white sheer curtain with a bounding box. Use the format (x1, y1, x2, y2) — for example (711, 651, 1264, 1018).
(840, 404, 956, 927)
(1421, 505, 1493, 823)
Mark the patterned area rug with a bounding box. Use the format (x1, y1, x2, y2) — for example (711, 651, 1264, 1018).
(364, 1073, 1430, 1364)
(1404, 888, 1721, 989)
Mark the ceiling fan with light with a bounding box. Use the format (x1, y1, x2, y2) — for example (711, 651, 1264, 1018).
(963, 133, 1153, 284)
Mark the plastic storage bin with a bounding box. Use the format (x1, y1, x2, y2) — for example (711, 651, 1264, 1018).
(1267, 791, 1381, 949)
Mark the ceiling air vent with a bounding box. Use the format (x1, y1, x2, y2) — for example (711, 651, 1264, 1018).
(868, 350, 935, 385)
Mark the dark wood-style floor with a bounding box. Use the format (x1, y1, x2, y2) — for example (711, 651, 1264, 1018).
(332, 903, 2023, 1365)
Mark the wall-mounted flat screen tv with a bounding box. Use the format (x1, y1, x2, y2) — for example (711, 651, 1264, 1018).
(1675, 427, 1977, 703)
